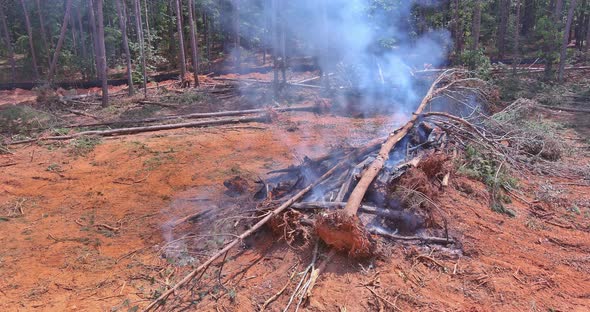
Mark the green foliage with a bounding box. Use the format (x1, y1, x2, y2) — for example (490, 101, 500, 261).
(457, 144, 517, 217)
(460, 49, 491, 78)
(534, 16, 561, 79)
(0, 106, 56, 136)
(69, 136, 102, 156)
(165, 92, 207, 105)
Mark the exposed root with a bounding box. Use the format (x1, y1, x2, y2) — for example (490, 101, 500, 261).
(268, 210, 311, 249)
(315, 212, 375, 257)
(418, 152, 450, 180)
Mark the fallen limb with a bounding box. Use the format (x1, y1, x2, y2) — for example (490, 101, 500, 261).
(65, 105, 316, 128)
(64, 108, 100, 120)
(538, 105, 590, 114)
(260, 271, 296, 312)
(212, 77, 323, 89)
(368, 226, 453, 245)
(343, 70, 455, 217)
(138, 100, 179, 108)
(169, 210, 211, 228)
(9, 115, 268, 145)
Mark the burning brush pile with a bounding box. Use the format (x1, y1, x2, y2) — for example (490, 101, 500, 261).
(246, 69, 494, 256)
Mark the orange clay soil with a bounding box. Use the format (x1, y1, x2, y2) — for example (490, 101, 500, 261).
(1, 110, 589, 312)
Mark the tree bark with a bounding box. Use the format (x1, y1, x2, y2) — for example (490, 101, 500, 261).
(279, 0, 286, 84)
(521, 0, 536, 36)
(584, 11, 590, 54)
(271, 0, 279, 97)
(234, 0, 241, 70)
(452, 0, 463, 57)
(554, 0, 564, 22)
(497, 0, 510, 58)
(174, 0, 187, 79)
(48, 0, 74, 82)
(11, 115, 269, 144)
(20, 0, 40, 80)
(471, 0, 482, 50)
(558, 0, 578, 82)
(35, 0, 50, 55)
(95, 0, 109, 107)
(0, 3, 16, 83)
(116, 0, 135, 95)
(513, 0, 521, 75)
(143, 0, 152, 47)
(204, 12, 211, 66)
(89, 0, 102, 80)
(188, 0, 200, 87)
(76, 5, 87, 62)
(134, 0, 148, 96)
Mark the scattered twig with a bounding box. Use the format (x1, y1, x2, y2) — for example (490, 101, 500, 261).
(260, 271, 296, 312)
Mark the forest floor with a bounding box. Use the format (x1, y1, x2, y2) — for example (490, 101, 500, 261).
(0, 70, 589, 311)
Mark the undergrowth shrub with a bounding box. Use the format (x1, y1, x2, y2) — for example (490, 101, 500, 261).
(69, 136, 102, 156)
(0, 105, 57, 136)
(457, 145, 517, 217)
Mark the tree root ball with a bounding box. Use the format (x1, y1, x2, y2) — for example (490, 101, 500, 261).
(316, 212, 375, 258)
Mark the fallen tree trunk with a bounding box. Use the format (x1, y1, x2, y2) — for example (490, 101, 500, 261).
(212, 77, 322, 89)
(538, 105, 590, 114)
(343, 71, 452, 216)
(65, 105, 316, 128)
(9, 115, 268, 145)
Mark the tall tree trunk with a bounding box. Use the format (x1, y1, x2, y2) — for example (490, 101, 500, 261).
(585, 12, 590, 54)
(558, 0, 577, 82)
(20, 0, 40, 80)
(0, 3, 16, 83)
(271, 0, 279, 97)
(234, 0, 241, 70)
(116, 0, 134, 95)
(498, 0, 510, 58)
(95, 0, 109, 107)
(77, 4, 87, 63)
(207, 13, 212, 66)
(48, 0, 74, 82)
(554, 0, 564, 22)
(513, 0, 521, 75)
(188, 0, 200, 87)
(144, 0, 152, 47)
(167, 1, 176, 68)
(279, 0, 286, 84)
(203, 12, 210, 66)
(453, 0, 463, 58)
(35, 0, 50, 56)
(521, 0, 536, 35)
(471, 0, 482, 50)
(71, 8, 78, 56)
(174, 0, 187, 79)
(89, 0, 102, 80)
(134, 0, 148, 96)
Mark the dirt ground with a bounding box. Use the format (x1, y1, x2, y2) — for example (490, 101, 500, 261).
(1, 77, 589, 311)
